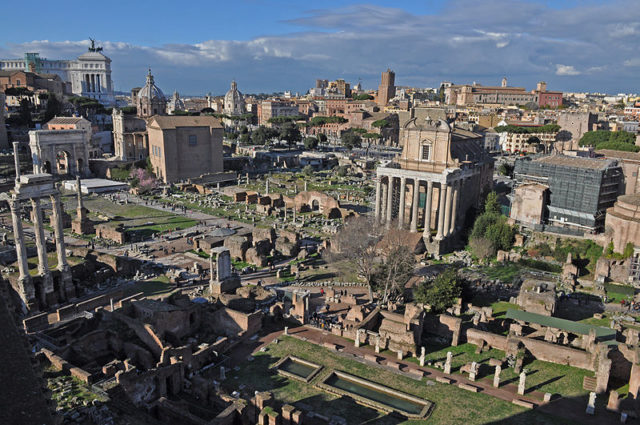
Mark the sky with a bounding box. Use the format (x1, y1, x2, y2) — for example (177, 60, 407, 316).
(0, 0, 638, 96)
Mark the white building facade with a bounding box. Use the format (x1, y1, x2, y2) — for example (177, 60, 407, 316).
(0, 44, 115, 106)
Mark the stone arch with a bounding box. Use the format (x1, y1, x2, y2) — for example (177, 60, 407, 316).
(56, 150, 71, 174)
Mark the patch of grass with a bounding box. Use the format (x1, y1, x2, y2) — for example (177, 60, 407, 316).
(125, 275, 173, 297)
(479, 263, 522, 282)
(228, 336, 581, 425)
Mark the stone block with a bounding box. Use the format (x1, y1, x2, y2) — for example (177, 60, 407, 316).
(436, 376, 452, 384)
(512, 399, 534, 409)
(457, 383, 479, 392)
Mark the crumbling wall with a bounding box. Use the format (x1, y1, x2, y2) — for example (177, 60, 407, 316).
(466, 328, 508, 351)
(210, 308, 262, 337)
(423, 314, 462, 346)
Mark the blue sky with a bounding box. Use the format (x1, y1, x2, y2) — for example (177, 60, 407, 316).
(1, 0, 638, 95)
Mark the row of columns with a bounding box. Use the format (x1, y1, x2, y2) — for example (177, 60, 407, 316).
(9, 193, 73, 308)
(375, 175, 461, 240)
(85, 73, 102, 93)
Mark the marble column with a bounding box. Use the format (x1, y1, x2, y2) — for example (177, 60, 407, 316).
(450, 180, 460, 234)
(397, 177, 406, 229)
(422, 181, 433, 240)
(32, 198, 53, 303)
(50, 194, 68, 272)
(435, 183, 448, 240)
(410, 179, 420, 232)
(9, 199, 29, 282)
(375, 178, 382, 223)
(12, 142, 21, 181)
(385, 176, 394, 226)
(380, 181, 387, 223)
(443, 183, 453, 237)
(51, 193, 73, 298)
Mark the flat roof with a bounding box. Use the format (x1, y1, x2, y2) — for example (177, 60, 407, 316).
(533, 154, 617, 170)
(506, 309, 616, 341)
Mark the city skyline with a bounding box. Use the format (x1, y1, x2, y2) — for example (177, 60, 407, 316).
(0, 0, 638, 95)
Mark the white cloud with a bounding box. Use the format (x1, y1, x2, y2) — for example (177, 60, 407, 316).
(624, 58, 640, 67)
(555, 64, 581, 76)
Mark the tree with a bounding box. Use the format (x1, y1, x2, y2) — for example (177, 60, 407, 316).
(44, 93, 63, 122)
(374, 244, 415, 303)
(469, 237, 496, 264)
(484, 191, 501, 215)
(317, 133, 328, 144)
(201, 107, 215, 114)
(239, 133, 251, 144)
(279, 122, 301, 149)
(579, 130, 637, 152)
(251, 126, 278, 145)
(324, 216, 384, 300)
(413, 269, 463, 312)
(469, 192, 514, 254)
(303, 136, 318, 150)
(372, 119, 390, 128)
(302, 165, 314, 176)
(341, 131, 362, 150)
(498, 163, 514, 177)
(352, 93, 374, 100)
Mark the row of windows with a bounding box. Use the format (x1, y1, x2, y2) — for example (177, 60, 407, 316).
(152, 145, 162, 158)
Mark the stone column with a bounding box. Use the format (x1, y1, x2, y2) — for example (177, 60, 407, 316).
(374, 177, 382, 223)
(450, 180, 460, 234)
(397, 177, 406, 229)
(32, 198, 53, 304)
(435, 183, 448, 240)
(443, 183, 453, 238)
(410, 179, 420, 232)
(13, 142, 21, 181)
(422, 181, 433, 240)
(9, 199, 30, 284)
(444, 351, 452, 374)
(518, 371, 526, 395)
(380, 181, 387, 223)
(385, 176, 394, 226)
(493, 365, 501, 387)
(50, 145, 56, 174)
(50, 193, 73, 268)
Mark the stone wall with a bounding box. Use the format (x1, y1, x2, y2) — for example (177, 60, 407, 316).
(210, 308, 262, 337)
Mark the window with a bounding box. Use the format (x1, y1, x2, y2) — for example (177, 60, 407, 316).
(188, 135, 197, 146)
(421, 144, 431, 161)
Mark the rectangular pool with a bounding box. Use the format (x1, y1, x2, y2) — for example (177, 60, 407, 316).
(274, 356, 322, 382)
(319, 371, 432, 419)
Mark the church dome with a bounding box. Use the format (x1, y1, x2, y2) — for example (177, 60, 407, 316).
(138, 69, 165, 101)
(224, 80, 244, 115)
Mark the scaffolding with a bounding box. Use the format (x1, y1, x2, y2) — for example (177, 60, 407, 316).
(514, 156, 623, 231)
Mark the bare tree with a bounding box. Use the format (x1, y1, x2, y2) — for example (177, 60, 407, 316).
(376, 244, 416, 303)
(324, 216, 384, 300)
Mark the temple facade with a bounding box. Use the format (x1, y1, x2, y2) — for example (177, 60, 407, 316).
(375, 118, 493, 254)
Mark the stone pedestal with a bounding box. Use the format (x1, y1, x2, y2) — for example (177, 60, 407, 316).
(586, 392, 596, 415)
(493, 365, 501, 388)
(444, 351, 452, 375)
(518, 372, 526, 395)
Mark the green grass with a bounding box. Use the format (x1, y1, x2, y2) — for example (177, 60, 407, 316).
(124, 275, 173, 297)
(227, 336, 580, 425)
(478, 263, 523, 282)
(410, 340, 592, 398)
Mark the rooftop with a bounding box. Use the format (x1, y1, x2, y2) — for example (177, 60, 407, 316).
(149, 115, 223, 129)
(506, 309, 616, 341)
(533, 154, 617, 170)
(596, 149, 640, 162)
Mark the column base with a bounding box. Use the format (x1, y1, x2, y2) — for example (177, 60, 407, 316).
(59, 268, 75, 300)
